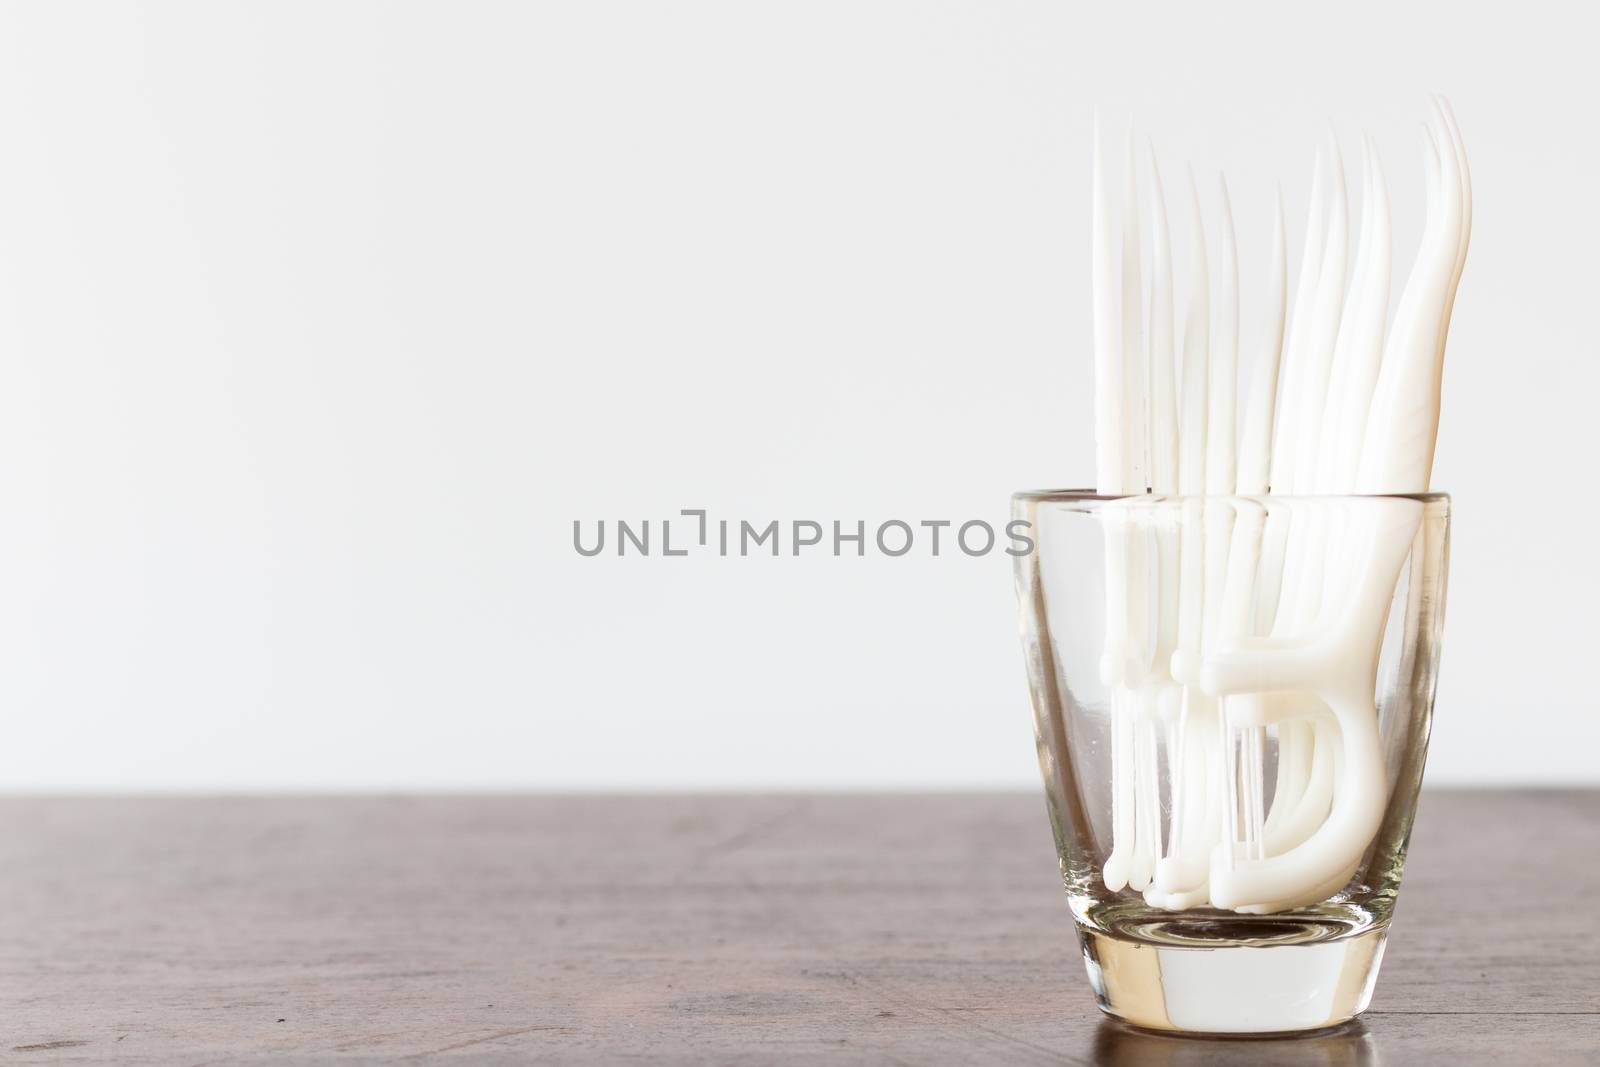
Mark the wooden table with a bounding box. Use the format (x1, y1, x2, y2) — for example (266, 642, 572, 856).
(2, 791, 1595, 1064)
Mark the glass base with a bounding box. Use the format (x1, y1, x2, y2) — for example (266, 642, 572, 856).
(1079, 917, 1388, 1035)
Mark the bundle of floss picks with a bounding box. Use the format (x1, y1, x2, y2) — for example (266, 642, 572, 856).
(1089, 98, 1471, 914)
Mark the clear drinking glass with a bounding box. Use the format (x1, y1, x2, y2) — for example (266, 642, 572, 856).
(1012, 490, 1449, 1035)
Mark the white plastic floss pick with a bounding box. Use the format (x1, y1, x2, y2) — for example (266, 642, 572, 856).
(1087, 101, 1470, 912)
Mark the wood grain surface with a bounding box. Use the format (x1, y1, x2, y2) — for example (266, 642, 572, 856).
(1, 791, 1595, 1064)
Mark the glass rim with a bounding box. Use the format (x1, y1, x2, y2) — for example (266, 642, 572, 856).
(1012, 487, 1450, 504)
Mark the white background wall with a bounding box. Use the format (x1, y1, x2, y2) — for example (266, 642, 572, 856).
(0, 2, 1592, 790)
